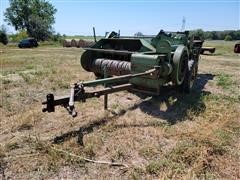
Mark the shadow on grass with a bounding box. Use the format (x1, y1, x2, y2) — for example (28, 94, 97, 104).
(135, 73, 214, 124)
(53, 73, 214, 145)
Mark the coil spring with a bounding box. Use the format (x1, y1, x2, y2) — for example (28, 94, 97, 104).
(90, 58, 131, 76)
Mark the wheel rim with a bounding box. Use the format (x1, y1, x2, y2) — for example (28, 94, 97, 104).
(177, 52, 188, 84)
(172, 45, 189, 85)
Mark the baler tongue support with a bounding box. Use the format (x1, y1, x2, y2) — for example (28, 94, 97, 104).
(42, 67, 160, 117)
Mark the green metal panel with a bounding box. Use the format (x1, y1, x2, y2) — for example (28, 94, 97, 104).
(130, 78, 166, 89)
(139, 39, 156, 52)
(151, 31, 188, 52)
(130, 54, 167, 89)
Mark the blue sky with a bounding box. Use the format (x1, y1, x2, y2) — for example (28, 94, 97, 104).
(0, 0, 239, 35)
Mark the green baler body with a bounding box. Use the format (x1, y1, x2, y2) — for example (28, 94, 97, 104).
(42, 30, 204, 116)
(80, 30, 203, 94)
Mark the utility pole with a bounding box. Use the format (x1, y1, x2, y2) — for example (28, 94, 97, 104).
(181, 16, 186, 32)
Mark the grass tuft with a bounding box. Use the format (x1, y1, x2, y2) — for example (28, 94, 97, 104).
(83, 143, 95, 158)
(5, 141, 20, 151)
(216, 73, 233, 89)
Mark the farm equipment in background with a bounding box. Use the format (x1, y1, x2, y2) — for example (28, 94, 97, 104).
(42, 30, 203, 117)
(234, 42, 240, 53)
(200, 47, 215, 54)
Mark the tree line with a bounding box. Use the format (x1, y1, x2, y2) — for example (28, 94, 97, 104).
(0, 0, 239, 45)
(190, 29, 240, 41)
(2, 29, 240, 45)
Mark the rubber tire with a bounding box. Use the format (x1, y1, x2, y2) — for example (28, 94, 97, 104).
(171, 45, 189, 85)
(180, 60, 198, 93)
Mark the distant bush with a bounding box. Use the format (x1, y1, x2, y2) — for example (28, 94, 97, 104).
(9, 31, 28, 42)
(50, 33, 65, 45)
(224, 35, 233, 41)
(51, 33, 61, 41)
(0, 30, 8, 45)
(0, 26, 8, 45)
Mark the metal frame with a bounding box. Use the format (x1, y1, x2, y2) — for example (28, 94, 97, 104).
(42, 67, 160, 117)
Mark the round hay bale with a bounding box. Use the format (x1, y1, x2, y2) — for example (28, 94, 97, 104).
(85, 41, 95, 47)
(78, 39, 85, 48)
(71, 39, 79, 47)
(63, 39, 71, 47)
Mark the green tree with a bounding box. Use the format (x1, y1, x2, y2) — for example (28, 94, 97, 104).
(9, 30, 28, 42)
(190, 29, 204, 40)
(224, 35, 232, 41)
(211, 31, 218, 40)
(51, 33, 62, 42)
(234, 30, 240, 40)
(134, 32, 144, 37)
(4, 0, 57, 41)
(204, 31, 213, 40)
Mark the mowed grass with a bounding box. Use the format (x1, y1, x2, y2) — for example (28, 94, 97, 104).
(0, 41, 240, 179)
(203, 40, 238, 56)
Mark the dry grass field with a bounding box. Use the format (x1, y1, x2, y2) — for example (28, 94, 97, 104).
(0, 41, 240, 179)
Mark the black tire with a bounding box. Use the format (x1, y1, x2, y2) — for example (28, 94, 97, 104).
(180, 60, 198, 93)
(171, 46, 189, 86)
